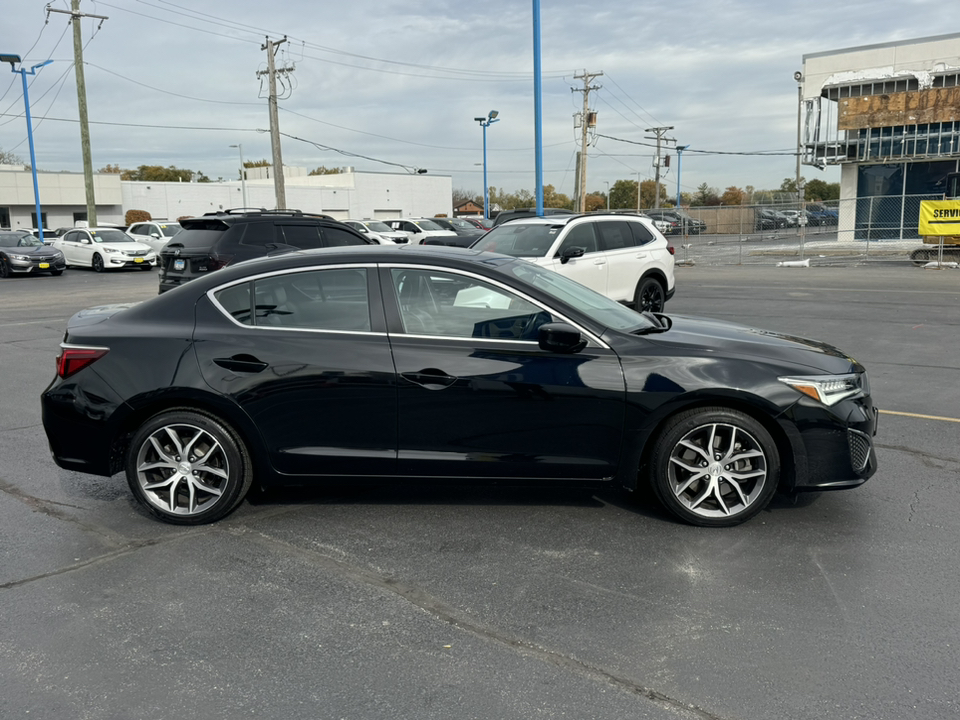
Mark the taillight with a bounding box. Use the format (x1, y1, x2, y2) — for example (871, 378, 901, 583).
(56, 346, 108, 379)
(207, 255, 234, 272)
(667, 246, 676, 255)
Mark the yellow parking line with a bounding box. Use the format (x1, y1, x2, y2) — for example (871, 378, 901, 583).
(879, 409, 960, 423)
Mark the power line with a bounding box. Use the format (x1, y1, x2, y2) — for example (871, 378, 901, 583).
(597, 133, 799, 157)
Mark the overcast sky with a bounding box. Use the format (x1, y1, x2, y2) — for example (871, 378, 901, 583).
(0, 0, 947, 200)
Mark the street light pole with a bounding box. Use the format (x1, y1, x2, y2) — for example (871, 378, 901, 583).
(475, 111, 499, 220)
(675, 145, 689, 208)
(230, 144, 248, 209)
(2, 53, 52, 241)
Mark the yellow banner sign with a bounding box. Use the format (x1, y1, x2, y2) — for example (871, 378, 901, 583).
(919, 200, 960, 236)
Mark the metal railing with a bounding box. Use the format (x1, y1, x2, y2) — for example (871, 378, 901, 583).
(645, 196, 955, 266)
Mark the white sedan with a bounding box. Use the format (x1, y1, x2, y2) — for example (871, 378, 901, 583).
(53, 227, 157, 272)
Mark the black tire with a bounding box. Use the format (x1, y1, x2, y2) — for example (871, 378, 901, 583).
(648, 407, 779, 527)
(125, 410, 254, 525)
(0, 256, 9, 278)
(92, 253, 104, 272)
(635, 277, 665, 313)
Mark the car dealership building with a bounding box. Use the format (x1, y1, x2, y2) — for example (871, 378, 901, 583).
(0, 164, 452, 230)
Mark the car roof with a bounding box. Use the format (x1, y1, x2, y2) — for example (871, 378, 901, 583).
(491, 212, 656, 227)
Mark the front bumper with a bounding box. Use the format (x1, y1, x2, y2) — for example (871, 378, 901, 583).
(782, 395, 878, 492)
(8, 257, 66, 274)
(106, 254, 157, 269)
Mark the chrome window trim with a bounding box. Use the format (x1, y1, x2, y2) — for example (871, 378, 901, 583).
(207, 262, 381, 335)
(383, 262, 609, 349)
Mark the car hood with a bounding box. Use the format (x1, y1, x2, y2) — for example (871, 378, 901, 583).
(643, 314, 862, 374)
(9, 246, 62, 257)
(97, 241, 155, 253)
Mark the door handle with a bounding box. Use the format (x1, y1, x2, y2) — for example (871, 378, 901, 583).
(401, 369, 457, 390)
(593, 258, 606, 265)
(214, 354, 268, 373)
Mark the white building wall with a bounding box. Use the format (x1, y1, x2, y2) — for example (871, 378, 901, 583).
(0, 168, 122, 230)
(120, 170, 452, 222)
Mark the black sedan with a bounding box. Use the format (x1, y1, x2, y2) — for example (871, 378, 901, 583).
(41, 245, 877, 527)
(0, 231, 66, 277)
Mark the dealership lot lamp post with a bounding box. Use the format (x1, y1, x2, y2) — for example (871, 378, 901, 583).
(2, 53, 52, 241)
(230, 143, 248, 209)
(675, 145, 689, 208)
(475, 111, 499, 219)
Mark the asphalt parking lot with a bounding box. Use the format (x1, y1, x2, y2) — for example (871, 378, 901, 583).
(1, 262, 958, 720)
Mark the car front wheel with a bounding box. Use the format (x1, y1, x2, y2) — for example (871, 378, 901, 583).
(125, 410, 254, 525)
(92, 253, 104, 272)
(648, 407, 779, 527)
(635, 277, 665, 313)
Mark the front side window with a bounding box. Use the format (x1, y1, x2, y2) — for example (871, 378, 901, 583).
(214, 268, 372, 332)
(390, 268, 554, 340)
(556, 222, 599, 256)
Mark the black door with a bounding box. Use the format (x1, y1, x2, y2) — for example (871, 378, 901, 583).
(381, 266, 625, 480)
(194, 265, 398, 477)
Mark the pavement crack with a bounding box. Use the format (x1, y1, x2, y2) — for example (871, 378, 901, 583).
(0, 476, 126, 547)
(241, 528, 733, 720)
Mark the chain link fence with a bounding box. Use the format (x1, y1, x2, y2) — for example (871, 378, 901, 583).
(644, 195, 960, 266)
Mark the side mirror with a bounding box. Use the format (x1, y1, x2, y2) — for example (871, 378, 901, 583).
(81, 238, 91, 245)
(538, 322, 587, 354)
(151, 232, 161, 239)
(559, 246, 585, 265)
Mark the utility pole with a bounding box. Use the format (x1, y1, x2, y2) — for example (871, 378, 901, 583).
(48, 1, 108, 227)
(257, 36, 293, 210)
(572, 70, 602, 213)
(645, 126, 674, 209)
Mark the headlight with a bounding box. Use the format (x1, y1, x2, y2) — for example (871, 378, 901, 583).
(103, 247, 118, 254)
(9, 253, 31, 261)
(778, 373, 865, 406)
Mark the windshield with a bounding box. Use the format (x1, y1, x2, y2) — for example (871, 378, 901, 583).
(505, 261, 656, 332)
(160, 223, 182, 237)
(414, 219, 443, 231)
(91, 229, 134, 243)
(472, 224, 558, 258)
(365, 221, 393, 232)
(0, 232, 43, 247)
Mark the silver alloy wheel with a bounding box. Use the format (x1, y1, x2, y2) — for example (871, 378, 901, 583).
(667, 422, 768, 519)
(134, 422, 230, 516)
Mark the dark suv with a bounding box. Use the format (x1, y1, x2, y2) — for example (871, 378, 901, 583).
(157, 209, 372, 293)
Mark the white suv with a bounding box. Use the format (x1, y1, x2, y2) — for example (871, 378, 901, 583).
(471, 213, 675, 312)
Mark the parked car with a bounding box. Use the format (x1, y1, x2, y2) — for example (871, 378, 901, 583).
(643, 209, 706, 236)
(126, 221, 182, 253)
(754, 208, 790, 231)
(430, 217, 486, 240)
(778, 210, 803, 227)
(492, 207, 575, 227)
(343, 219, 408, 244)
(806, 204, 839, 226)
(52, 228, 157, 272)
(157, 209, 372, 293)
(382, 218, 457, 244)
(472, 213, 675, 313)
(41, 244, 878, 528)
(457, 217, 489, 230)
(0, 230, 66, 277)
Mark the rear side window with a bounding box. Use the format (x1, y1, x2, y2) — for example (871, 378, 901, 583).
(239, 222, 279, 248)
(597, 221, 635, 251)
(215, 282, 253, 325)
(277, 224, 323, 249)
(629, 221, 656, 245)
(321, 226, 366, 247)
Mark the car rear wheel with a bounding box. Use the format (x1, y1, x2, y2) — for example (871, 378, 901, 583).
(125, 410, 253, 525)
(635, 277, 665, 313)
(648, 407, 779, 527)
(92, 253, 104, 272)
